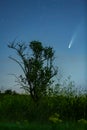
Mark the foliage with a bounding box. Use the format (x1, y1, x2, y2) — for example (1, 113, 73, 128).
(8, 40, 57, 101)
(0, 92, 87, 122)
(49, 113, 62, 123)
(78, 119, 87, 124)
(4, 89, 17, 95)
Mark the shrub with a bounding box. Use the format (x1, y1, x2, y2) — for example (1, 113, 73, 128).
(49, 113, 62, 124)
(78, 119, 87, 124)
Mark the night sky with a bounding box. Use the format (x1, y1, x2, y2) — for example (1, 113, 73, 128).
(0, 0, 86, 92)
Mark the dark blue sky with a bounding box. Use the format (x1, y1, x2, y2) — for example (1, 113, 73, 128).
(0, 0, 86, 91)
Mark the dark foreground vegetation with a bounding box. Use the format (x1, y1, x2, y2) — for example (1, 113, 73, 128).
(0, 121, 87, 130)
(0, 90, 87, 129)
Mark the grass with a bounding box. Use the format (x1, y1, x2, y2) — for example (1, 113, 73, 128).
(0, 121, 87, 130)
(0, 122, 51, 130)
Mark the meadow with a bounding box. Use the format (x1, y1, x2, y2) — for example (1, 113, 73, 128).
(0, 121, 87, 130)
(0, 90, 87, 129)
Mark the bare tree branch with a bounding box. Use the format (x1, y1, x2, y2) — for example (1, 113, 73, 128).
(9, 56, 26, 74)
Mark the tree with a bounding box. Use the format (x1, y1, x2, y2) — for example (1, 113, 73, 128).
(4, 89, 13, 95)
(8, 40, 57, 101)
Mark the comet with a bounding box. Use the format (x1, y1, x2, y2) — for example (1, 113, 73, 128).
(68, 33, 76, 49)
(68, 23, 81, 49)
(68, 37, 73, 48)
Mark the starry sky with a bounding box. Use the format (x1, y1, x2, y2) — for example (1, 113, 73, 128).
(0, 0, 86, 92)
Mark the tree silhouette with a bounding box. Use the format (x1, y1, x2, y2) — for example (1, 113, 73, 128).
(8, 40, 57, 101)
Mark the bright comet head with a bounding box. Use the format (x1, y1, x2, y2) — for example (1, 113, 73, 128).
(68, 44, 71, 48)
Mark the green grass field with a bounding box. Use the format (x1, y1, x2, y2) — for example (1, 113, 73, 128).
(0, 94, 87, 130)
(0, 122, 87, 130)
